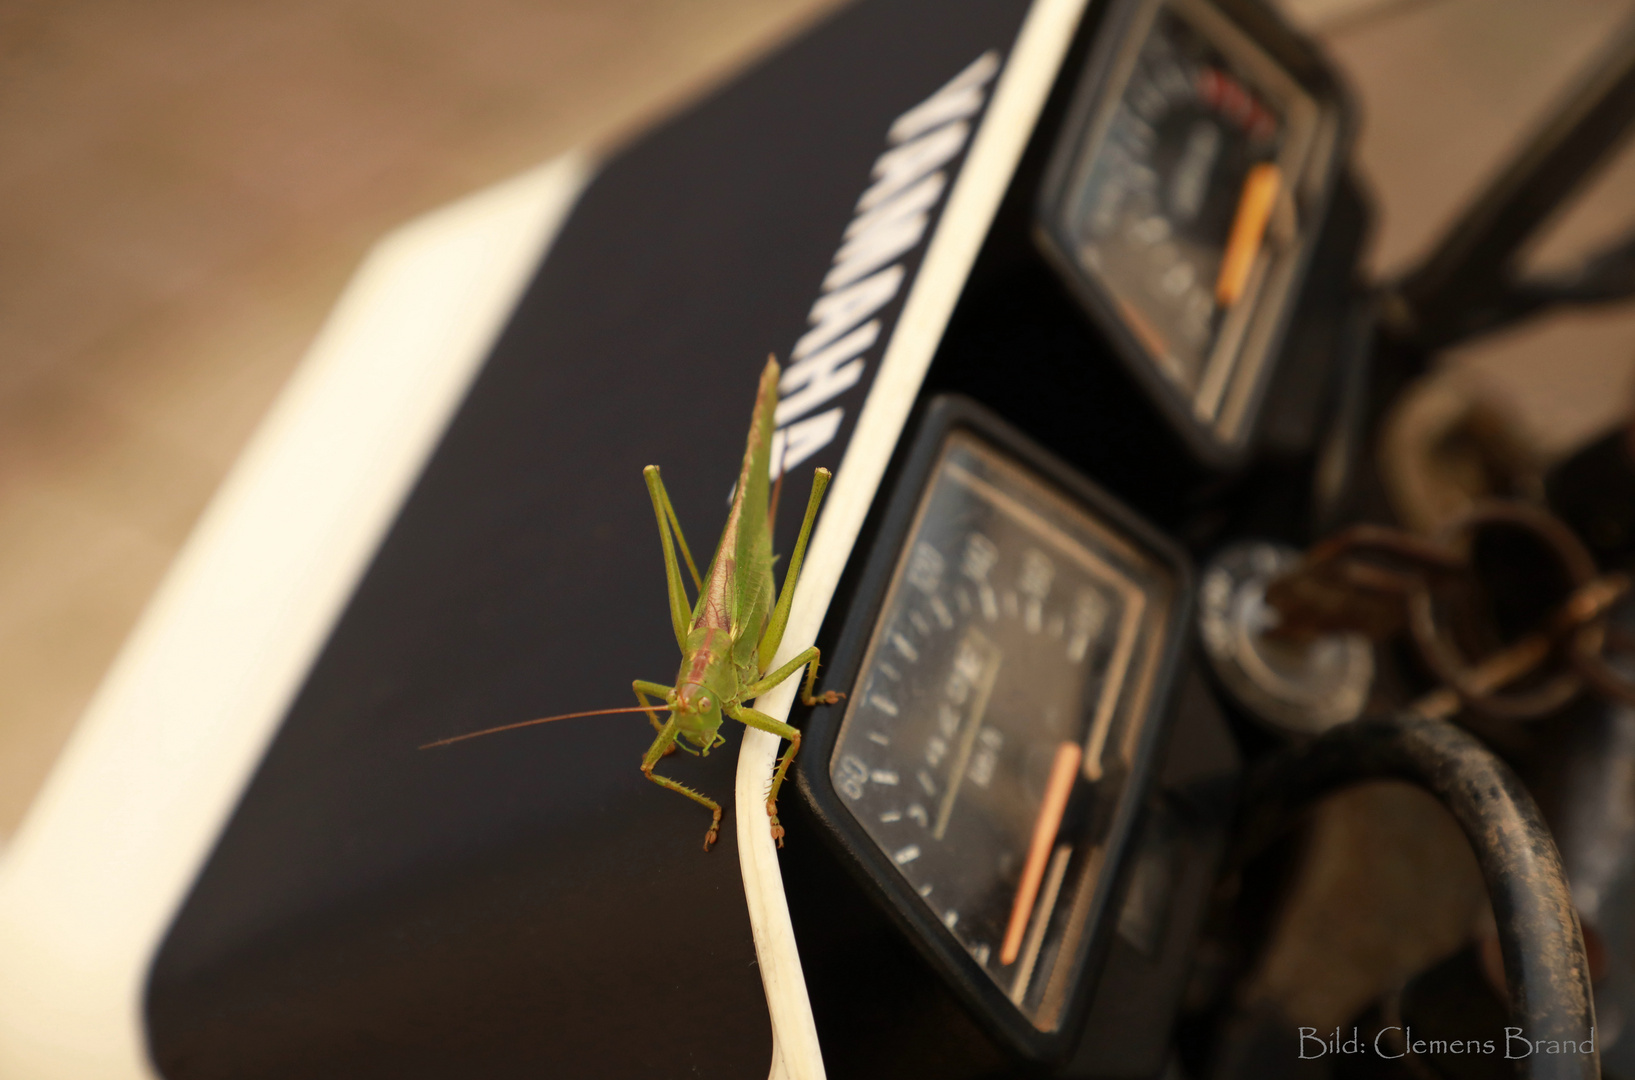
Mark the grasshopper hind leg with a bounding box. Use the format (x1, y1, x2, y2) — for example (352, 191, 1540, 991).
(725, 703, 802, 847)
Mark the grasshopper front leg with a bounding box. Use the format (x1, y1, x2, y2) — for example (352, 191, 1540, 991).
(726, 704, 801, 846)
(641, 714, 723, 850)
(633, 679, 677, 756)
(644, 466, 703, 650)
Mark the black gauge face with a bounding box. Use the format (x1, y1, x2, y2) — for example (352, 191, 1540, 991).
(1038, 0, 1335, 462)
(826, 428, 1180, 1036)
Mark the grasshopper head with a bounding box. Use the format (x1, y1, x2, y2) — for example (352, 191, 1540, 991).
(673, 682, 726, 755)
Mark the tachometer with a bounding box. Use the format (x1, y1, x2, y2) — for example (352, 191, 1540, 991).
(1037, 0, 1346, 465)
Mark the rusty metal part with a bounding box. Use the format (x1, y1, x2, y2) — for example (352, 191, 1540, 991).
(1570, 588, 1635, 706)
(1264, 525, 1464, 641)
(1233, 713, 1598, 1080)
(1406, 573, 1631, 719)
(1269, 499, 1635, 721)
(1408, 504, 1612, 720)
(1409, 640, 1553, 721)
(1409, 576, 1630, 720)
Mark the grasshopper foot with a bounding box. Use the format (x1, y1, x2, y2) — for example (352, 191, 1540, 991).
(802, 689, 845, 707)
(766, 799, 786, 848)
(702, 806, 723, 852)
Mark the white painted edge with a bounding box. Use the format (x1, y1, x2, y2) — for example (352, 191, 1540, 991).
(0, 152, 592, 1080)
(735, 2, 1092, 1077)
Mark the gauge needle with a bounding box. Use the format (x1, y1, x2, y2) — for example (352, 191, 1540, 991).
(1001, 741, 1084, 966)
(1214, 162, 1282, 309)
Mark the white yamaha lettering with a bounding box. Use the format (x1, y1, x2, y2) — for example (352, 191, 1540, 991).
(776, 320, 879, 426)
(772, 50, 1000, 476)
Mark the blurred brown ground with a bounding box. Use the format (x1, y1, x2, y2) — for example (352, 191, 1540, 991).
(0, 0, 1631, 849)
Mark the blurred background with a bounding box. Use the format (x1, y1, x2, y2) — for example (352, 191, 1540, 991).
(1, 0, 1632, 842)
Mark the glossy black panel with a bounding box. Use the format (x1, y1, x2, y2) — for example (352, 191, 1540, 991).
(145, 2, 1035, 1076)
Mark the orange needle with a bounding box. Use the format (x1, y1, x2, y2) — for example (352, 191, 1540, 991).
(1214, 162, 1282, 308)
(1001, 741, 1083, 966)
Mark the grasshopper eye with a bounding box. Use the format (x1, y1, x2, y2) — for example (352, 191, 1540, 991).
(698, 697, 712, 711)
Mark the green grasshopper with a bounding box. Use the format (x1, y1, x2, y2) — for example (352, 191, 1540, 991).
(425, 358, 842, 850)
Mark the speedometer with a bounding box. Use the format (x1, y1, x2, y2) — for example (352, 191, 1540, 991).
(796, 398, 1191, 1060)
(1037, 0, 1346, 465)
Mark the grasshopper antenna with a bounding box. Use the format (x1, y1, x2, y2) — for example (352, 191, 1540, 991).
(421, 705, 665, 750)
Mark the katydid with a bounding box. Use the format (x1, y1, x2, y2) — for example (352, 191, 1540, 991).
(424, 357, 843, 851)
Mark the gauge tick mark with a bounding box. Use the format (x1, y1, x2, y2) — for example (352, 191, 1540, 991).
(926, 735, 949, 767)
